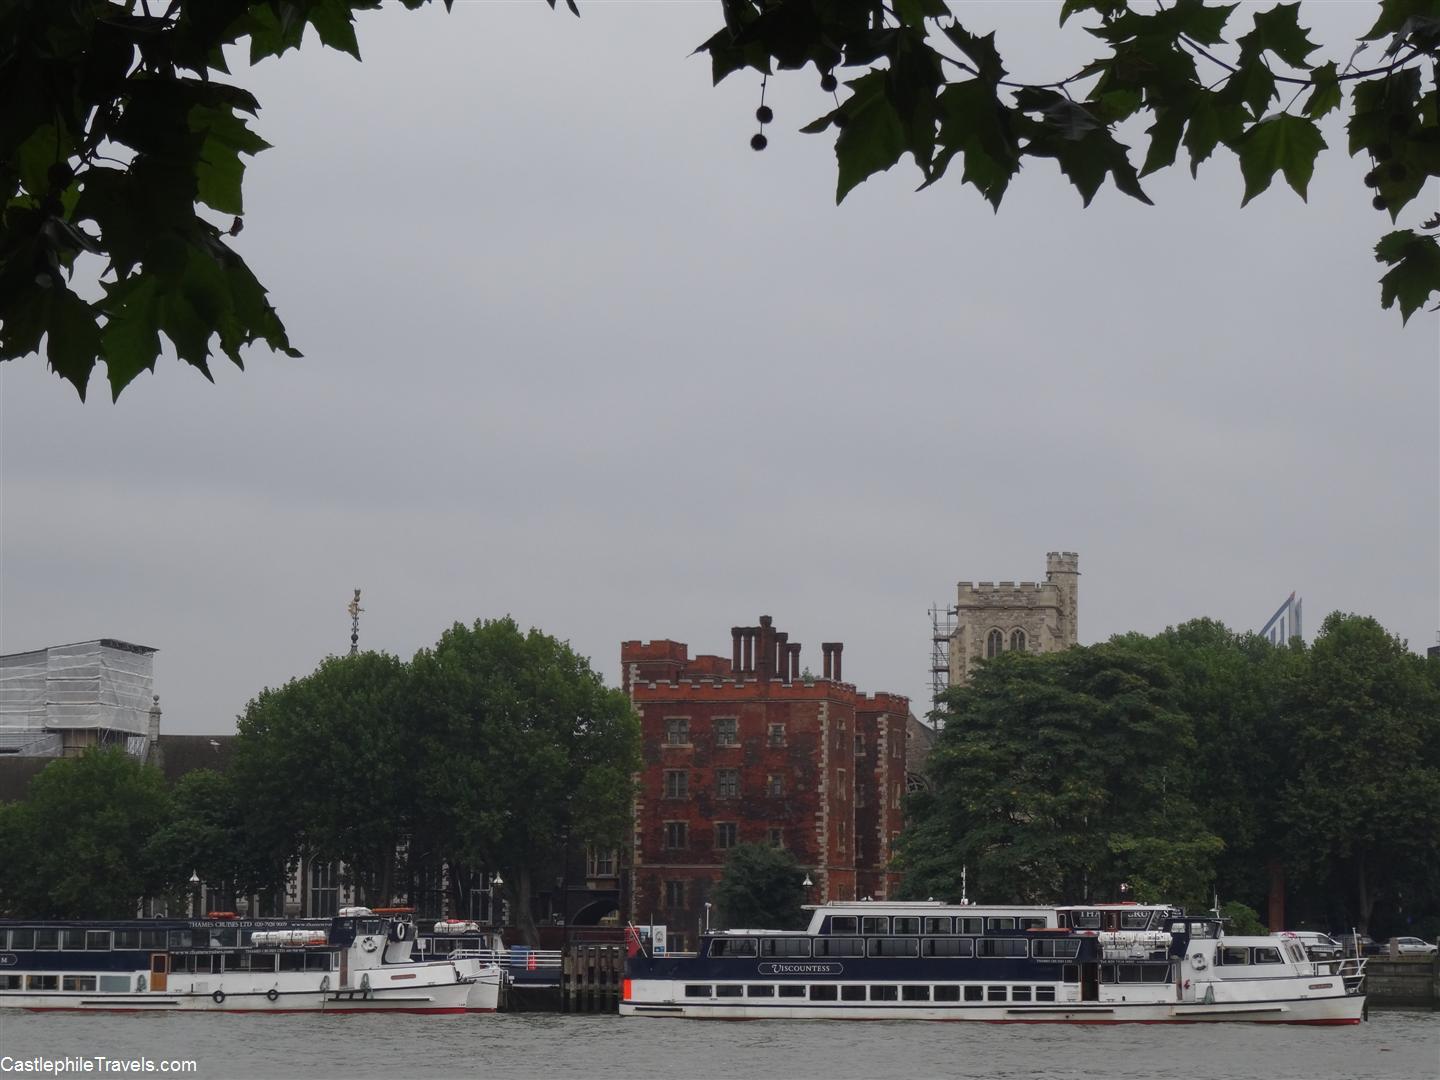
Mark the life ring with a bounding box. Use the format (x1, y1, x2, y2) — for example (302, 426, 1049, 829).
(361, 938, 378, 952)
(392, 922, 411, 942)
(1191, 954, 1208, 970)
(212, 990, 226, 1004)
(266, 988, 279, 1002)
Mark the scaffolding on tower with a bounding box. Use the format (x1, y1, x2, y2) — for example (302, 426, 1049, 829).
(929, 603, 956, 705)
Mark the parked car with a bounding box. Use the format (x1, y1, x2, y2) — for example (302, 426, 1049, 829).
(1336, 933, 1381, 956)
(1290, 931, 1343, 961)
(1388, 936, 1439, 957)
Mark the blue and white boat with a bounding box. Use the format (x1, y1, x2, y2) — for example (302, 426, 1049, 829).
(0, 907, 497, 1013)
(620, 901, 1367, 1024)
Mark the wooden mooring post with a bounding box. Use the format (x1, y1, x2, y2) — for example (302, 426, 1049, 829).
(562, 943, 623, 1013)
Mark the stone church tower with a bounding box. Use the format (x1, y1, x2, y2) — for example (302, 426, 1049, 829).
(947, 552, 1079, 686)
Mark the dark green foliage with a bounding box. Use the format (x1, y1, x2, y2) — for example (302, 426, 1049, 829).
(712, 843, 810, 930)
(0, 749, 172, 918)
(700, 0, 1440, 321)
(898, 613, 1440, 936)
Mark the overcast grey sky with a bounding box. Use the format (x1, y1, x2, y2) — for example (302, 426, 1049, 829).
(1, 1, 1436, 734)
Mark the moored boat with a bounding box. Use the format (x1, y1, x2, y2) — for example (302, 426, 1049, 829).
(619, 901, 1367, 1024)
(0, 907, 488, 1013)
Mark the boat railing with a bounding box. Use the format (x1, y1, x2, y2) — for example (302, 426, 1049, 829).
(449, 948, 563, 972)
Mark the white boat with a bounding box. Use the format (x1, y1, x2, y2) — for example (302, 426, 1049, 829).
(620, 901, 1368, 1024)
(0, 907, 495, 1013)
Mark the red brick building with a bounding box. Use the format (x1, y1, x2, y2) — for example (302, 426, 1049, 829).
(623, 615, 909, 949)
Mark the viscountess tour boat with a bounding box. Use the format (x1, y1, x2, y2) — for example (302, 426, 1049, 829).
(620, 901, 1367, 1024)
(0, 907, 501, 1013)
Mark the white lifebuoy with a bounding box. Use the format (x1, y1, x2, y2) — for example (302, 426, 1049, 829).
(393, 922, 411, 941)
(1191, 953, 1208, 970)
(361, 938, 378, 952)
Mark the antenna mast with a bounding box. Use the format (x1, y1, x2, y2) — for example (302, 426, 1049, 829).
(347, 589, 364, 655)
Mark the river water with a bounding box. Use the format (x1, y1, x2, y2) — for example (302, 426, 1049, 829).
(0, 1008, 1435, 1080)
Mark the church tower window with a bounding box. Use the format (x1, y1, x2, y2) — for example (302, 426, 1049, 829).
(1010, 629, 1027, 652)
(985, 629, 1003, 658)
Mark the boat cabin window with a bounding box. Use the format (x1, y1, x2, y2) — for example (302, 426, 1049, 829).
(868, 937, 919, 958)
(685, 985, 712, 997)
(746, 985, 774, 997)
(60, 929, 85, 950)
(62, 975, 98, 992)
(167, 930, 189, 950)
(1068, 910, 1102, 930)
(841, 986, 866, 1001)
(923, 917, 952, 934)
(861, 917, 889, 935)
(1012, 986, 1032, 1002)
(870, 985, 898, 1001)
(1036, 986, 1057, 1002)
(902, 986, 929, 1001)
(715, 985, 742, 998)
(34, 929, 57, 950)
(85, 930, 112, 950)
(809, 985, 838, 1001)
(977, 938, 1028, 958)
(1062, 964, 1080, 983)
(1110, 963, 1169, 983)
(9, 929, 34, 950)
(1188, 922, 1216, 938)
(279, 953, 308, 972)
(1285, 943, 1306, 964)
(358, 919, 387, 936)
(987, 917, 1016, 931)
(1019, 917, 1046, 929)
(0, 975, 21, 990)
(99, 975, 132, 992)
(778, 985, 806, 998)
(709, 938, 757, 958)
(1121, 911, 1151, 930)
(964, 985, 983, 1001)
(760, 938, 811, 958)
(1103, 912, 1120, 931)
(934, 985, 960, 1001)
(1252, 946, 1283, 965)
(813, 937, 863, 957)
(956, 917, 984, 935)
(27, 975, 58, 991)
(113, 930, 139, 950)
(140, 930, 167, 950)
(212, 928, 239, 948)
(892, 917, 920, 935)
(923, 938, 974, 958)
(987, 985, 1008, 1001)
(1219, 946, 1249, 966)
(826, 916, 858, 935)
(306, 952, 333, 971)
(1032, 939, 1081, 959)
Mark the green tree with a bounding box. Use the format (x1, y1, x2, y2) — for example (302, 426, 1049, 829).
(1278, 613, 1440, 933)
(410, 617, 641, 944)
(711, 843, 810, 930)
(231, 650, 416, 904)
(2, 2, 1434, 401)
(145, 767, 286, 906)
(898, 643, 1222, 905)
(0, 748, 172, 918)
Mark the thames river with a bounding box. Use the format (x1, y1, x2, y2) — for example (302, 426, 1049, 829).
(0, 1009, 1435, 1080)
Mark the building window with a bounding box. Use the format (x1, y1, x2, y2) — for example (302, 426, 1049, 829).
(665, 718, 690, 745)
(1011, 628, 1027, 651)
(664, 880, 686, 909)
(664, 821, 688, 849)
(986, 629, 1003, 658)
(715, 822, 738, 849)
(855, 734, 865, 755)
(767, 827, 784, 848)
(856, 784, 866, 808)
(767, 723, 785, 747)
(308, 861, 339, 917)
(663, 770, 689, 798)
(837, 769, 847, 801)
(716, 768, 739, 799)
(766, 774, 783, 797)
(587, 847, 617, 878)
(714, 718, 738, 746)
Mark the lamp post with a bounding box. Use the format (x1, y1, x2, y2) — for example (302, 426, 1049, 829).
(189, 870, 200, 918)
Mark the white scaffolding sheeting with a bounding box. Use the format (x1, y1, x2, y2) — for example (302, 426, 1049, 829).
(0, 640, 156, 738)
